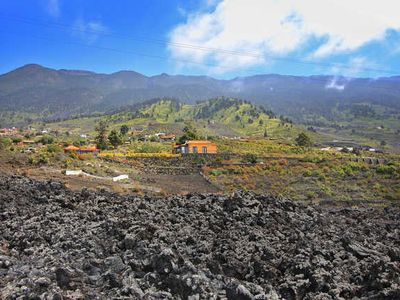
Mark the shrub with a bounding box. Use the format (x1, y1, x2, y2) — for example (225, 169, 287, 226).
(311, 170, 325, 181)
(69, 151, 79, 160)
(214, 156, 223, 164)
(194, 157, 206, 165)
(0, 137, 11, 150)
(306, 191, 316, 199)
(37, 153, 49, 164)
(28, 156, 35, 165)
(38, 135, 55, 145)
(46, 144, 61, 153)
(210, 169, 223, 176)
(11, 137, 22, 144)
(376, 165, 397, 177)
(242, 153, 258, 164)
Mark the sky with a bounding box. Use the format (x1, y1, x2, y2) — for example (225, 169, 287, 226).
(0, 0, 399, 78)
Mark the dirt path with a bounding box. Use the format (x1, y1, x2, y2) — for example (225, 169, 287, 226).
(1, 164, 219, 195)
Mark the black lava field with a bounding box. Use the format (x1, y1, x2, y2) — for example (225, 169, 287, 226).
(0, 175, 399, 299)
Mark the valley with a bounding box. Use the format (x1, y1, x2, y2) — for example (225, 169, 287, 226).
(1, 64, 400, 151)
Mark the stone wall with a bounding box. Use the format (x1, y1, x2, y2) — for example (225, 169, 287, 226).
(103, 154, 233, 175)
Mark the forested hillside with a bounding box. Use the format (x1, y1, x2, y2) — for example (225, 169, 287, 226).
(1, 64, 399, 128)
(45, 97, 304, 139)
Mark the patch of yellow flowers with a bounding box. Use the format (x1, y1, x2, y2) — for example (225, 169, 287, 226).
(98, 152, 181, 158)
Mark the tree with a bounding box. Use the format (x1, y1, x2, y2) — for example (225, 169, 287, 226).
(120, 125, 129, 135)
(295, 133, 312, 147)
(108, 130, 123, 148)
(178, 121, 200, 144)
(95, 120, 108, 150)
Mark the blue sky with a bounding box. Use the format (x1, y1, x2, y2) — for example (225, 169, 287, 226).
(1, 0, 399, 78)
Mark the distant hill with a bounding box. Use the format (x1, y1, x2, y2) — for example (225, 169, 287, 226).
(1, 64, 400, 127)
(100, 97, 297, 138)
(44, 97, 303, 139)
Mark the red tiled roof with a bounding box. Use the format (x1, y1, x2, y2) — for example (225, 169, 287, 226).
(64, 145, 80, 151)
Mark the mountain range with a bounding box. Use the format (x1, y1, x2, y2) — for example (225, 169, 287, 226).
(0, 64, 399, 126)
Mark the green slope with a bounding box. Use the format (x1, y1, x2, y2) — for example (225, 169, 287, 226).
(41, 97, 310, 141)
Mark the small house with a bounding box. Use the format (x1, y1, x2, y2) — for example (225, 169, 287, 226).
(77, 147, 99, 154)
(19, 140, 36, 145)
(160, 134, 176, 142)
(173, 140, 217, 154)
(64, 145, 80, 153)
(64, 145, 99, 155)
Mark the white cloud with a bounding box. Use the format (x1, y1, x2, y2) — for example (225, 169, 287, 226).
(325, 77, 346, 91)
(72, 19, 108, 44)
(168, 0, 400, 73)
(325, 56, 377, 90)
(46, 0, 60, 17)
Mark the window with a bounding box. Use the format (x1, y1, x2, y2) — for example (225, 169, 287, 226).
(202, 146, 207, 154)
(192, 146, 198, 153)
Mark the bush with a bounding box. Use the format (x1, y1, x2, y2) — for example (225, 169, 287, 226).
(214, 156, 223, 164)
(37, 153, 49, 164)
(28, 156, 35, 165)
(311, 170, 325, 181)
(194, 157, 206, 165)
(38, 135, 55, 145)
(242, 153, 258, 164)
(46, 144, 61, 153)
(210, 169, 223, 176)
(376, 165, 398, 177)
(11, 137, 22, 144)
(73, 139, 87, 147)
(0, 137, 11, 150)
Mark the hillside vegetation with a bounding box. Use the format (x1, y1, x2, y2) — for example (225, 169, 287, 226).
(44, 97, 307, 140)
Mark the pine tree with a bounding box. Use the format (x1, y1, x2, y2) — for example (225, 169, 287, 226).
(295, 132, 312, 147)
(108, 130, 123, 148)
(95, 120, 108, 150)
(120, 125, 129, 135)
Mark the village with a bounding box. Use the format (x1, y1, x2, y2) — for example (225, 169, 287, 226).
(0, 123, 398, 203)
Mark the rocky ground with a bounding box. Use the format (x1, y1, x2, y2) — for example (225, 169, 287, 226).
(0, 174, 399, 299)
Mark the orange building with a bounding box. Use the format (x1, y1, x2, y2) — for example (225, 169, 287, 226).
(64, 145, 99, 154)
(173, 140, 217, 154)
(64, 145, 80, 153)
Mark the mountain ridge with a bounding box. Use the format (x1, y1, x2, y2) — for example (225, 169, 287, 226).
(0, 64, 399, 127)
